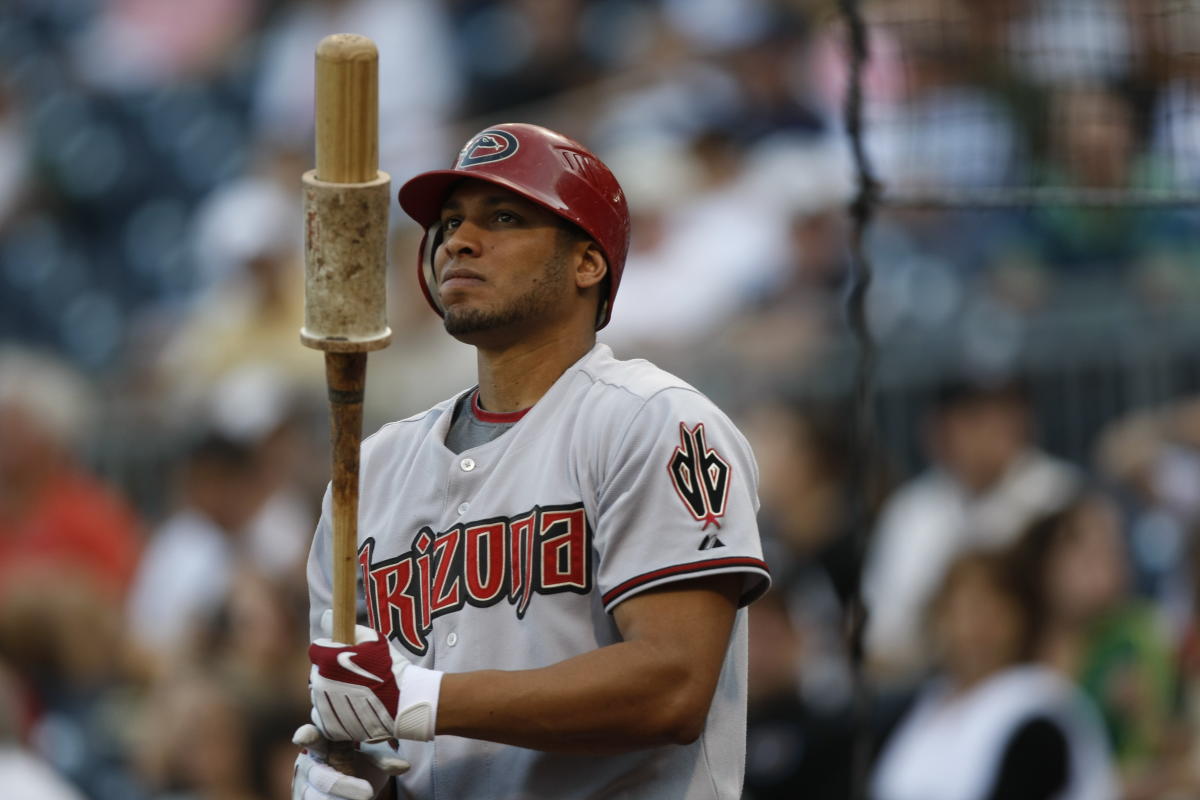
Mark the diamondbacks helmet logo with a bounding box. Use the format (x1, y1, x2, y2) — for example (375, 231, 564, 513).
(457, 130, 519, 167)
(668, 423, 731, 531)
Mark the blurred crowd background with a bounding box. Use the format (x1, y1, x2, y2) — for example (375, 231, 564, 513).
(2, 0, 1200, 798)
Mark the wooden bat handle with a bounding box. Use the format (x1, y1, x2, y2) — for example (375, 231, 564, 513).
(325, 351, 366, 644)
(326, 738, 359, 779)
(324, 351, 366, 775)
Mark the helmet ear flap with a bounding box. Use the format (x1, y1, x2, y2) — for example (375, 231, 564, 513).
(421, 222, 445, 314)
(594, 274, 611, 330)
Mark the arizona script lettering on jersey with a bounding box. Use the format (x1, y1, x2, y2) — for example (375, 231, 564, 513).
(359, 503, 591, 656)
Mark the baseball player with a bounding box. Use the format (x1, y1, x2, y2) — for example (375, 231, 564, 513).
(293, 123, 771, 800)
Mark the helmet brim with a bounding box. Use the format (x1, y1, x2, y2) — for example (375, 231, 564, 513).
(398, 169, 569, 230)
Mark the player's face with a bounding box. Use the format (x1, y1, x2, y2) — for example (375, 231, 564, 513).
(433, 180, 582, 342)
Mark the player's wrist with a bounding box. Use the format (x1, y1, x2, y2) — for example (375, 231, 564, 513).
(393, 663, 442, 741)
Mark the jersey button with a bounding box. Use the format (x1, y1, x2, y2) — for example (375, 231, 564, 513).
(446, 632, 458, 647)
(460, 458, 476, 472)
(457, 502, 470, 515)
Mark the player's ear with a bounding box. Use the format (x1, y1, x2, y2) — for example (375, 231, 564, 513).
(574, 242, 607, 291)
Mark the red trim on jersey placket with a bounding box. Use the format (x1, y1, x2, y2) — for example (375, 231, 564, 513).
(471, 390, 531, 423)
(601, 556, 771, 607)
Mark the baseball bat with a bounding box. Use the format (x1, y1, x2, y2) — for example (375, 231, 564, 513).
(302, 33, 392, 774)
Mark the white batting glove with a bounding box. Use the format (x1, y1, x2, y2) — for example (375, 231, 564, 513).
(292, 723, 409, 800)
(308, 610, 443, 742)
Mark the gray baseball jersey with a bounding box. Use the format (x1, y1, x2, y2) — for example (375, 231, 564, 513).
(307, 343, 770, 800)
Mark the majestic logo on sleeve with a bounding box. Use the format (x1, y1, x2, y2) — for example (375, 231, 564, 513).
(668, 422, 731, 532)
(359, 503, 591, 656)
(457, 130, 520, 167)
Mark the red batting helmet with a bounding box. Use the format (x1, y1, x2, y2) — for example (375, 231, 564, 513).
(397, 123, 631, 329)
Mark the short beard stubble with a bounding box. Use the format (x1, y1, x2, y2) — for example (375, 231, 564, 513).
(442, 235, 574, 338)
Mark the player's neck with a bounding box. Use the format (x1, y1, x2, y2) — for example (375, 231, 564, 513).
(474, 329, 596, 413)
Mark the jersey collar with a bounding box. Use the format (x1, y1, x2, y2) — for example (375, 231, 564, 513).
(471, 389, 531, 424)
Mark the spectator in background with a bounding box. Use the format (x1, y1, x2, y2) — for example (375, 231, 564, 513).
(1025, 82, 1197, 297)
(1007, 0, 1135, 88)
(0, 581, 140, 799)
(246, 702, 311, 800)
(67, 0, 262, 91)
(132, 672, 260, 800)
(744, 398, 870, 605)
(128, 359, 327, 673)
(129, 514, 312, 800)
(210, 570, 313, 800)
(588, 15, 743, 147)
(0, 346, 142, 603)
(864, 378, 1078, 681)
(1044, 83, 1140, 189)
(743, 587, 853, 800)
(0, 350, 144, 800)
(713, 142, 853, 389)
(864, 0, 1022, 194)
(130, 571, 310, 800)
(0, 660, 88, 800)
(598, 138, 703, 357)
(871, 550, 1116, 800)
(157, 173, 323, 408)
(1094, 396, 1200, 635)
(709, 9, 826, 143)
(1099, 399, 1200, 794)
(125, 430, 270, 668)
(0, 84, 30, 232)
(1148, 0, 1200, 189)
(600, 124, 792, 363)
(1012, 493, 1179, 798)
(192, 569, 311, 716)
(253, 0, 461, 180)
(203, 364, 321, 585)
(454, 0, 599, 117)
(740, 399, 877, 800)
(1178, 537, 1200, 797)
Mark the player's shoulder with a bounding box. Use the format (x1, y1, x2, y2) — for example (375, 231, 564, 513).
(572, 345, 749, 451)
(575, 344, 715, 413)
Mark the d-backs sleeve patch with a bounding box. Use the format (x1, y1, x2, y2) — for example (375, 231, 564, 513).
(667, 422, 732, 532)
(593, 390, 770, 613)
